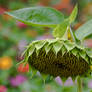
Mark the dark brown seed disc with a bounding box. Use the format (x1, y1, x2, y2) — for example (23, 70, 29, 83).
(28, 49, 89, 78)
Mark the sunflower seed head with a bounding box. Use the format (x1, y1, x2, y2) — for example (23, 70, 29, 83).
(23, 39, 92, 79)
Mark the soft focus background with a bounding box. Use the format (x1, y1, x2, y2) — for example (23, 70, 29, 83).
(0, 0, 92, 92)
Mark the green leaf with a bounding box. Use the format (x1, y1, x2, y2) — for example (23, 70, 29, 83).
(86, 48, 92, 58)
(69, 5, 78, 24)
(5, 7, 64, 27)
(52, 5, 78, 38)
(75, 19, 92, 40)
(53, 19, 69, 38)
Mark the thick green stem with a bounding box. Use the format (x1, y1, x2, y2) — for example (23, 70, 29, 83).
(77, 76, 82, 92)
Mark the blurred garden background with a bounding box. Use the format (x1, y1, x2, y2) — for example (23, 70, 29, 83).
(0, 0, 92, 92)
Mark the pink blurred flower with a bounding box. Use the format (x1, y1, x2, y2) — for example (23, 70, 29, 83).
(0, 85, 7, 92)
(10, 75, 27, 87)
(55, 77, 73, 86)
(16, 21, 27, 28)
(0, 7, 6, 15)
(88, 80, 92, 88)
(64, 77, 73, 86)
(36, 34, 53, 40)
(55, 76, 63, 86)
(16, 40, 27, 61)
(84, 39, 92, 48)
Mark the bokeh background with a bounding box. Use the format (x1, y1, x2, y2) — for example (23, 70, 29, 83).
(0, 0, 92, 92)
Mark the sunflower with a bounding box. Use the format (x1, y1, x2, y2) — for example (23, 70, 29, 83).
(24, 39, 92, 79)
(6, 5, 92, 92)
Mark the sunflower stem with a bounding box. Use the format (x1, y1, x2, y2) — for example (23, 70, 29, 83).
(77, 76, 82, 92)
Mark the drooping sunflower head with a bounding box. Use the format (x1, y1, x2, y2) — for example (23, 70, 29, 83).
(23, 38, 92, 79)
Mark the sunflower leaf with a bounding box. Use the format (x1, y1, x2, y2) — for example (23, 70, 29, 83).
(53, 19, 69, 38)
(69, 5, 78, 24)
(5, 7, 64, 27)
(86, 48, 92, 58)
(75, 19, 92, 41)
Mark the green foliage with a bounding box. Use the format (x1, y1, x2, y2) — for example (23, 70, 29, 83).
(69, 5, 78, 24)
(6, 7, 64, 27)
(75, 19, 92, 41)
(53, 5, 78, 38)
(53, 19, 69, 38)
(6, 5, 78, 39)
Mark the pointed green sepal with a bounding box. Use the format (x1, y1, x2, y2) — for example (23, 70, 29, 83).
(79, 50, 86, 60)
(28, 44, 35, 56)
(53, 41, 63, 55)
(36, 49, 40, 56)
(85, 55, 89, 62)
(71, 48, 78, 56)
(71, 77, 76, 83)
(61, 77, 67, 84)
(31, 68, 37, 78)
(61, 45, 67, 56)
(45, 44, 52, 54)
(64, 40, 75, 51)
(35, 40, 46, 50)
(47, 39, 57, 45)
(41, 73, 49, 84)
(24, 51, 29, 63)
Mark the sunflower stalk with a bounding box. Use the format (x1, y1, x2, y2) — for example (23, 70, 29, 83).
(77, 76, 82, 92)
